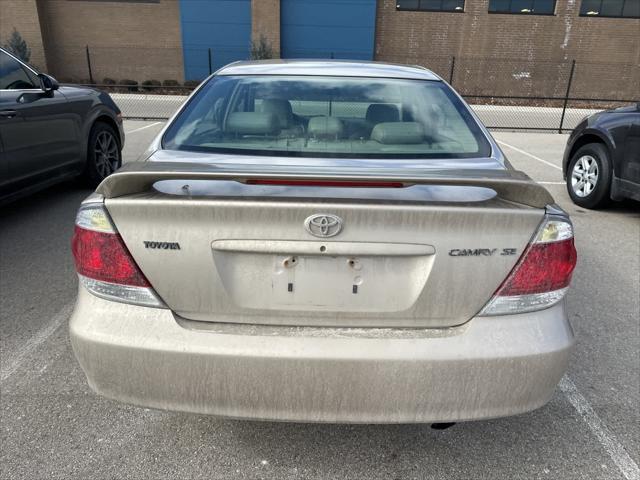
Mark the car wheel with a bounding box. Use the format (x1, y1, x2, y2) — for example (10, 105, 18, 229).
(566, 143, 612, 209)
(84, 122, 122, 187)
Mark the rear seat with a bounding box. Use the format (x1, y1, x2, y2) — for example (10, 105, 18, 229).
(225, 112, 279, 136)
(223, 111, 426, 148)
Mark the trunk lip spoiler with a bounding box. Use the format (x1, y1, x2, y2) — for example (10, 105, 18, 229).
(97, 161, 554, 209)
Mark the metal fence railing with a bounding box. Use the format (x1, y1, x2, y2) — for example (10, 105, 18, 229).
(92, 88, 636, 133)
(51, 48, 638, 132)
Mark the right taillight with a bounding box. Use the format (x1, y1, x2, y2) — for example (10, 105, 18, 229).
(72, 202, 164, 308)
(479, 217, 577, 316)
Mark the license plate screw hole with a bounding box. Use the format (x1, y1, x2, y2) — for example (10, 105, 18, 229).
(348, 259, 362, 270)
(320, 245, 326, 253)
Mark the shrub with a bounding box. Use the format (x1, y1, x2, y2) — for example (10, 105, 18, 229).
(162, 79, 180, 87)
(120, 79, 138, 92)
(183, 80, 201, 88)
(102, 77, 117, 85)
(3, 29, 31, 63)
(141, 79, 161, 91)
(250, 35, 273, 60)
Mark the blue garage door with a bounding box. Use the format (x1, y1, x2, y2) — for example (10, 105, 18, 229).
(281, 0, 377, 60)
(179, 0, 251, 81)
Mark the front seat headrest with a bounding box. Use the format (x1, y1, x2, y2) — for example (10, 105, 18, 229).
(259, 99, 294, 129)
(366, 103, 400, 124)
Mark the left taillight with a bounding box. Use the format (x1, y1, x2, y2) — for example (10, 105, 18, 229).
(71, 203, 164, 308)
(479, 216, 577, 316)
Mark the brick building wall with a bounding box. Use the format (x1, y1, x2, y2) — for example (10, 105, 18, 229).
(252, 0, 281, 56)
(0, 0, 48, 71)
(375, 0, 640, 99)
(36, 0, 184, 83)
(3, 0, 637, 97)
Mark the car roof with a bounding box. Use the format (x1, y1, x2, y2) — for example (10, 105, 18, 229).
(216, 59, 441, 81)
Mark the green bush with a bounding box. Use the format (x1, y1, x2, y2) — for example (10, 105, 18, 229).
(162, 79, 180, 87)
(120, 79, 138, 92)
(102, 77, 117, 85)
(141, 79, 161, 91)
(183, 80, 201, 88)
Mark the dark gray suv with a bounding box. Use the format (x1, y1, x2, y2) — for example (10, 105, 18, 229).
(0, 47, 124, 204)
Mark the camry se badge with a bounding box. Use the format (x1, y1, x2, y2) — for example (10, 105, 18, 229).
(449, 248, 517, 256)
(304, 214, 343, 238)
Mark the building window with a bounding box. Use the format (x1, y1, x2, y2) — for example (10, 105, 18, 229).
(580, 0, 640, 18)
(396, 0, 465, 12)
(488, 0, 556, 14)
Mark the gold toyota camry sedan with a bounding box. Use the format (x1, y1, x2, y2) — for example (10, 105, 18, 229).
(70, 60, 577, 424)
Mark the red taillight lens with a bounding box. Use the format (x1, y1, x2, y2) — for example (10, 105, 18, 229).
(72, 226, 150, 287)
(497, 238, 577, 296)
(480, 217, 577, 316)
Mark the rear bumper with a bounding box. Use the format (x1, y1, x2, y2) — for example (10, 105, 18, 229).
(70, 288, 574, 423)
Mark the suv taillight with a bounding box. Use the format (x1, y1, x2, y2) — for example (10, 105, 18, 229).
(479, 217, 577, 316)
(71, 203, 164, 308)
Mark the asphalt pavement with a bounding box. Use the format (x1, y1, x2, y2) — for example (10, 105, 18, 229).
(1, 121, 638, 480)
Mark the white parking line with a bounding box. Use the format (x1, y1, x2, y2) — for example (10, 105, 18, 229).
(538, 181, 565, 185)
(125, 121, 162, 134)
(497, 140, 563, 171)
(0, 303, 73, 383)
(560, 376, 640, 480)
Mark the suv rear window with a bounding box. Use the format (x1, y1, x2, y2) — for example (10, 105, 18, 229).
(163, 75, 491, 159)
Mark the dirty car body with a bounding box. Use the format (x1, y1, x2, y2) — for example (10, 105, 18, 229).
(70, 61, 577, 423)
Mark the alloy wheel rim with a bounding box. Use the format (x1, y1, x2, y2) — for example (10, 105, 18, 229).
(571, 155, 599, 198)
(94, 131, 119, 178)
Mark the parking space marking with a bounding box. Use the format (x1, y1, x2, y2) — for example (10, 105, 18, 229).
(0, 303, 73, 383)
(538, 181, 565, 185)
(560, 376, 640, 480)
(125, 122, 162, 134)
(497, 140, 563, 171)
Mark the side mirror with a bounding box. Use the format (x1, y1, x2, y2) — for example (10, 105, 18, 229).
(38, 73, 59, 93)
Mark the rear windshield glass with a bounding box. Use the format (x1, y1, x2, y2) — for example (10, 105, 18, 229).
(162, 75, 491, 159)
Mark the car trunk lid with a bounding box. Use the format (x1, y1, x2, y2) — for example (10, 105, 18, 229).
(98, 161, 551, 328)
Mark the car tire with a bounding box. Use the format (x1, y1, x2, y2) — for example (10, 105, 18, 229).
(566, 143, 612, 209)
(84, 121, 122, 187)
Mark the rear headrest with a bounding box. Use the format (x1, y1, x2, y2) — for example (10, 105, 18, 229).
(366, 103, 400, 124)
(225, 112, 279, 135)
(370, 122, 424, 144)
(259, 99, 294, 128)
(308, 116, 344, 139)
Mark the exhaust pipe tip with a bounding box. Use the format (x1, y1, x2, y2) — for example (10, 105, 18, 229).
(431, 422, 456, 430)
